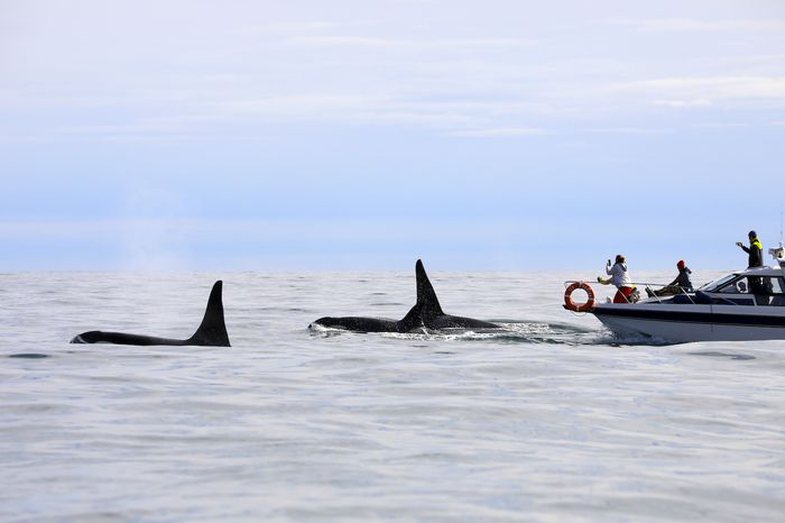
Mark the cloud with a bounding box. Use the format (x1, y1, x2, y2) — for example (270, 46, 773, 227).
(613, 76, 785, 105)
(652, 99, 712, 108)
(6, 72, 783, 144)
(246, 21, 339, 36)
(286, 35, 539, 50)
(447, 127, 550, 138)
(3, 4, 785, 146)
(582, 127, 672, 135)
(691, 122, 749, 129)
(614, 18, 785, 33)
(0, 217, 544, 247)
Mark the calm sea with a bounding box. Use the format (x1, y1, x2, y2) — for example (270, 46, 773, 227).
(2, 270, 784, 522)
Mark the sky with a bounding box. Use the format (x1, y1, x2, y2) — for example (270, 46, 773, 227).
(1, 0, 784, 271)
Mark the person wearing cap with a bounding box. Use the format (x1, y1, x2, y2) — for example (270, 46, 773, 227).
(736, 230, 764, 268)
(597, 254, 637, 303)
(646, 260, 693, 298)
(736, 230, 765, 296)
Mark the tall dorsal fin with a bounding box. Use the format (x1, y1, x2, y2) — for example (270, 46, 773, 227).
(415, 259, 444, 316)
(188, 280, 231, 347)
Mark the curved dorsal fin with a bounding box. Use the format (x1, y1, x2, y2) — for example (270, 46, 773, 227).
(415, 259, 444, 316)
(188, 280, 231, 347)
(396, 303, 423, 332)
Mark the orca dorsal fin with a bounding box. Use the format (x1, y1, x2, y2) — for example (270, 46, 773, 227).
(397, 303, 423, 332)
(415, 259, 444, 316)
(188, 280, 231, 347)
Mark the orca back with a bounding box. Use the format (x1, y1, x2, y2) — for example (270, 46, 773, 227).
(71, 331, 190, 346)
(71, 280, 231, 346)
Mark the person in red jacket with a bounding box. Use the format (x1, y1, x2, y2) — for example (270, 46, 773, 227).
(646, 260, 693, 298)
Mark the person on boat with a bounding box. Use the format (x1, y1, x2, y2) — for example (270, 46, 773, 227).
(736, 230, 764, 268)
(597, 254, 638, 303)
(737, 230, 765, 295)
(646, 259, 693, 297)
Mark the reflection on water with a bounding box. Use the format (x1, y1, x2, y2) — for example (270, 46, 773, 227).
(687, 351, 757, 361)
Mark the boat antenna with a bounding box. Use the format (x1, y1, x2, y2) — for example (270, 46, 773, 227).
(773, 208, 785, 267)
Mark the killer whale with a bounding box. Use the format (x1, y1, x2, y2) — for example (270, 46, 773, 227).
(70, 280, 231, 346)
(310, 259, 499, 332)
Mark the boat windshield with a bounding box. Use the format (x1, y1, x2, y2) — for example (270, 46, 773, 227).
(699, 273, 740, 292)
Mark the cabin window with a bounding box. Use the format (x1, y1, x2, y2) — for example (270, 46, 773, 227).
(755, 276, 785, 306)
(716, 276, 746, 294)
(762, 276, 785, 295)
(700, 274, 739, 292)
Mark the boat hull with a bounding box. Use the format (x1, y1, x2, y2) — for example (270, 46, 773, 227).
(591, 303, 785, 343)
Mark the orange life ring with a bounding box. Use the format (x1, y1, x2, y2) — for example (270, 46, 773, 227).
(564, 282, 596, 312)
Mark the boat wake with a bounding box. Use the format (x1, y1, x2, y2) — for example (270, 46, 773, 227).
(309, 320, 661, 346)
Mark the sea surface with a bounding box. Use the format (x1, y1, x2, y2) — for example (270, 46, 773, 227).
(2, 270, 785, 522)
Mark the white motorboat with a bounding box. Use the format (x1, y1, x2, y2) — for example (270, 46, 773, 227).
(564, 247, 785, 343)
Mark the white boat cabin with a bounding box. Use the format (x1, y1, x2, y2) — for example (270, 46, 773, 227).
(696, 266, 785, 306)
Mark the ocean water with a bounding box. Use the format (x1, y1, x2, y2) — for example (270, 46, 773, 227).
(2, 270, 785, 522)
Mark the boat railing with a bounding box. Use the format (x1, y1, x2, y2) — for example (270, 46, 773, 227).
(636, 282, 696, 305)
(562, 280, 696, 304)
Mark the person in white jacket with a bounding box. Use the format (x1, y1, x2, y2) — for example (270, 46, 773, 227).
(598, 254, 637, 303)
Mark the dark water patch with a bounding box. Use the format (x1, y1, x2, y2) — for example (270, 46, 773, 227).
(457, 333, 552, 344)
(587, 330, 674, 347)
(687, 351, 756, 361)
(8, 353, 50, 359)
(544, 320, 598, 334)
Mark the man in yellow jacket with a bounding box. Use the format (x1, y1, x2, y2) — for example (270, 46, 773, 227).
(737, 230, 766, 298)
(736, 230, 763, 268)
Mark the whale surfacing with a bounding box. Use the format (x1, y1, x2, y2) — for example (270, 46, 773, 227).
(310, 260, 498, 333)
(71, 280, 231, 347)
